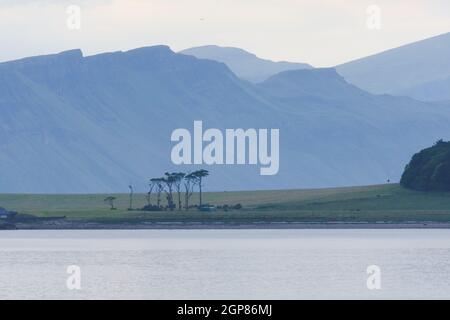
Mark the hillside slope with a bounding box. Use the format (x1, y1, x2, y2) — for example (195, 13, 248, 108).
(180, 45, 312, 82)
(336, 32, 450, 99)
(400, 76, 450, 102)
(1, 47, 450, 193)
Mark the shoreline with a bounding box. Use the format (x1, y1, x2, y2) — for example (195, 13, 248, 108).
(4, 221, 450, 230)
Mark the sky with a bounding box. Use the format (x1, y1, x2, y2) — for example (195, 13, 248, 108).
(0, 0, 449, 67)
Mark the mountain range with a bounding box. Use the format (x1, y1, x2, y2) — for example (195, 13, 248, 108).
(1, 42, 450, 193)
(180, 45, 312, 83)
(182, 33, 450, 102)
(336, 32, 450, 101)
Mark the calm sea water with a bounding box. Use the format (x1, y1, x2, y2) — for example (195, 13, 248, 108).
(0, 229, 450, 300)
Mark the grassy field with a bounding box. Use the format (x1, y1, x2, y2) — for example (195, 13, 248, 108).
(2, 184, 450, 223)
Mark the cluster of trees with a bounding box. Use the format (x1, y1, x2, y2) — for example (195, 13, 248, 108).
(103, 169, 210, 211)
(401, 139, 450, 191)
(146, 169, 209, 211)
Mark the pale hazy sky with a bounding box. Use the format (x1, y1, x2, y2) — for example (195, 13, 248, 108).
(0, 0, 449, 67)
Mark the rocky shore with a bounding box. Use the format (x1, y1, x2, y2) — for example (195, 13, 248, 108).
(7, 220, 450, 230)
(0, 222, 17, 230)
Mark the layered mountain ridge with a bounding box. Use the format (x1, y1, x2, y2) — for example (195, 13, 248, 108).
(180, 45, 312, 83)
(1, 46, 449, 193)
(336, 32, 450, 101)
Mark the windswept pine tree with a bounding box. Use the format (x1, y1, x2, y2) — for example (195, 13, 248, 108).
(104, 196, 117, 210)
(192, 169, 210, 207)
(146, 170, 209, 210)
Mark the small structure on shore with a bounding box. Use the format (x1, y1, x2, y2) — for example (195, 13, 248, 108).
(0, 207, 18, 220)
(199, 205, 217, 212)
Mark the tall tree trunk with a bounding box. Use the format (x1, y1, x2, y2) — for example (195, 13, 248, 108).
(199, 178, 202, 207)
(129, 190, 133, 210)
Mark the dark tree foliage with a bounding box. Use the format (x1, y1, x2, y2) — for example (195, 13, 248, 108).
(400, 140, 450, 191)
(145, 170, 210, 211)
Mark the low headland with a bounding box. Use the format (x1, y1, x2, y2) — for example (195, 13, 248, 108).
(2, 184, 450, 230)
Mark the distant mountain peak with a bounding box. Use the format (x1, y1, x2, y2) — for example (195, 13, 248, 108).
(5, 46, 176, 66)
(1, 49, 83, 69)
(58, 49, 84, 59)
(336, 32, 450, 100)
(259, 68, 367, 101)
(180, 45, 312, 82)
(123, 45, 174, 55)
